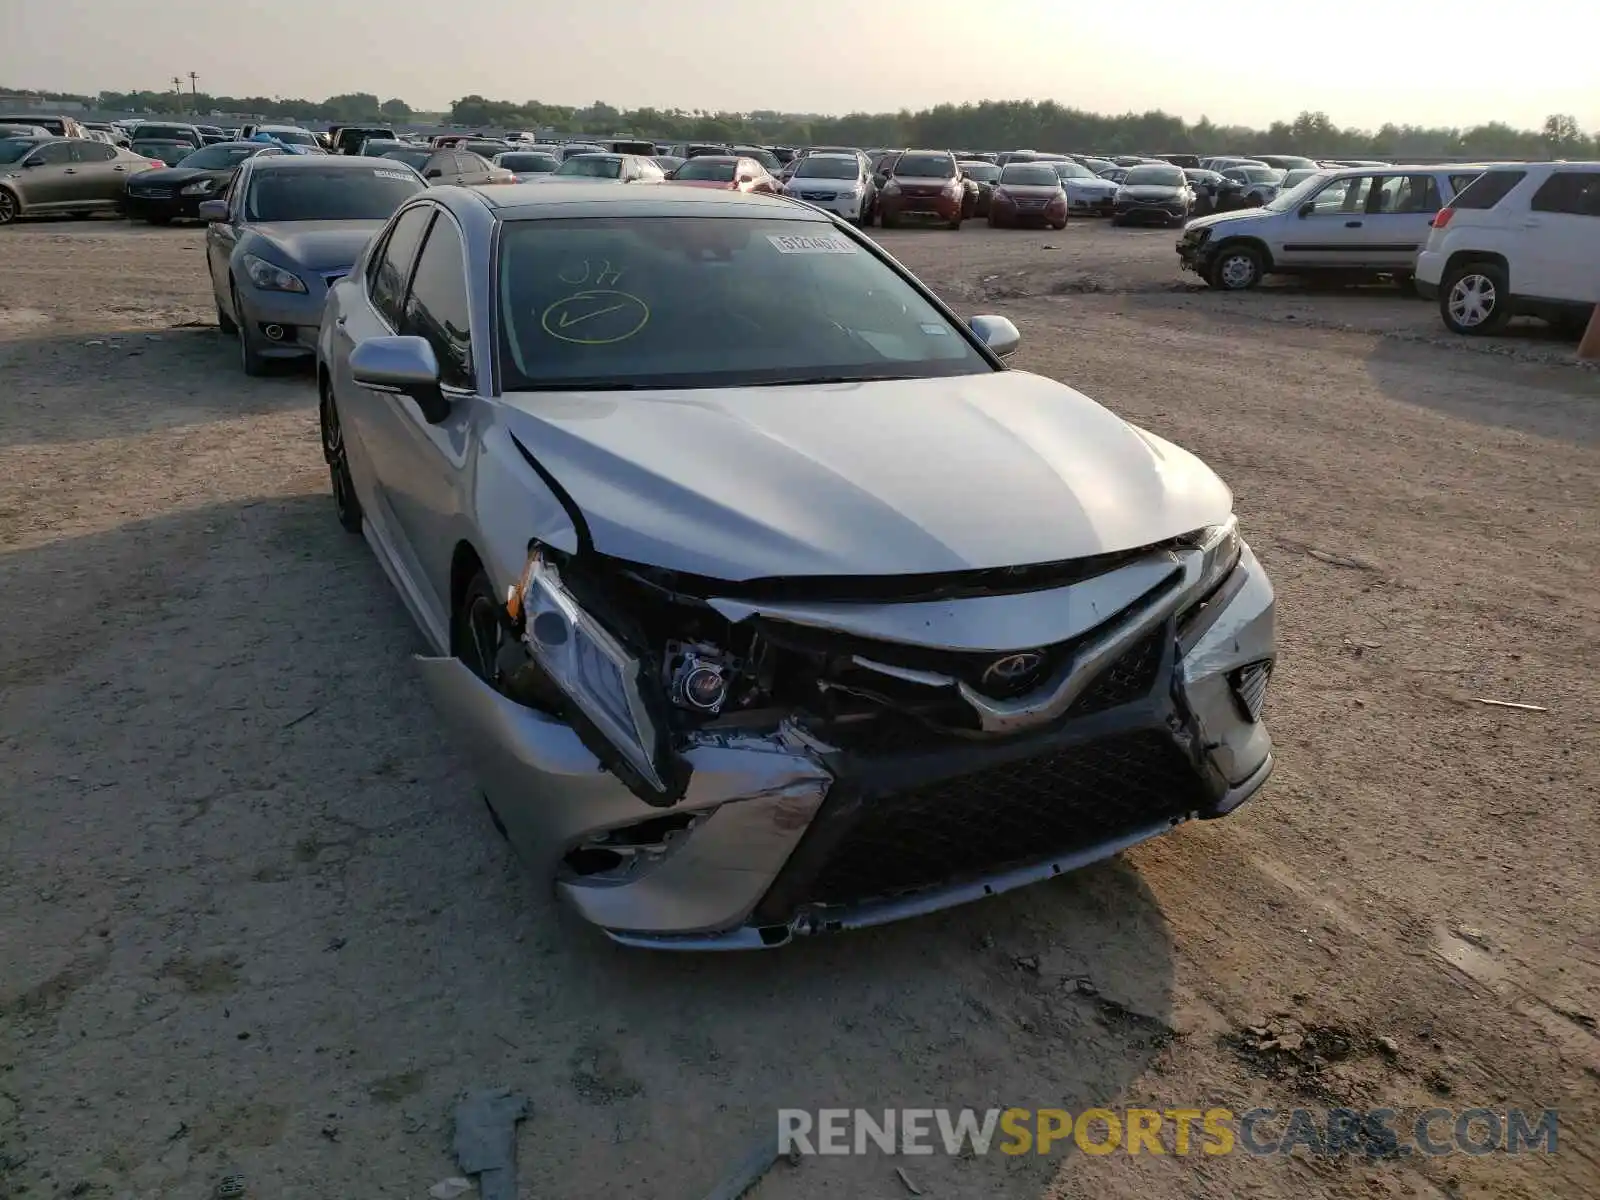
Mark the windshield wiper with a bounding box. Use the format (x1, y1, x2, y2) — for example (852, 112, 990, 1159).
(758, 374, 917, 386)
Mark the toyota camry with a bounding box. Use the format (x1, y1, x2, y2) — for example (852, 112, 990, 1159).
(316, 183, 1276, 949)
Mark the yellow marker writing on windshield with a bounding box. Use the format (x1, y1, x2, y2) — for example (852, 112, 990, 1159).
(540, 289, 650, 345)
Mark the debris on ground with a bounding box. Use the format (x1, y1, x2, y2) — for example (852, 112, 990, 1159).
(429, 1179, 473, 1200)
(895, 1165, 924, 1195)
(1471, 698, 1547, 713)
(452, 1088, 530, 1200)
(697, 1128, 795, 1200)
(214, 1175, 246, 1198)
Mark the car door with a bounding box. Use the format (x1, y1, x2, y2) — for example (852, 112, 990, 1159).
(205, 172, 249, 313)
(1521, 170, 1600, 303)
(362, 210, 476, 622)
(331, 202, 436, 516)
(1357, 173, 1442, 268)
(69, 140, 126, 204)
(1278, 174, 1374, 267)
(13, 140, 78, 209)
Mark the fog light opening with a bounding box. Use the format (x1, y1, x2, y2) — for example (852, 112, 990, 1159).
(261, 323, 286, 342)
(1230, 660, 1273, 723)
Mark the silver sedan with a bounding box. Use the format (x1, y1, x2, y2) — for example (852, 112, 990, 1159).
(315, 183, 1276, 949)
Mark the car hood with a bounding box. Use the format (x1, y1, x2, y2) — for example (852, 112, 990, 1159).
(1185, 206, 1278, 233)
(243, 220, 387, 269)
(128, 166, 228, 186)
(1063, 177, 1118, 192)
(1120, 184, 1186, 200)
(668, 178, 734, 189)
(497, 370, 1232, 581)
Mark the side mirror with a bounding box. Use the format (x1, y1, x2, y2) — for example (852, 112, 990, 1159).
(1298, 201, 1315, 217)
(22, 158, 44, 168)
(969, 314, 1021, 359)
(350, 336, 450, 423)
(424, 167, 443, 180)
(196, 199, 229, 222)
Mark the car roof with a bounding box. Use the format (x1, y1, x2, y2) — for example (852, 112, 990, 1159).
(467, 183, 825, 223)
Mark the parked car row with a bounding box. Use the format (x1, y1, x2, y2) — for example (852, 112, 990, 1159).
(1176, 160, 1600, 336)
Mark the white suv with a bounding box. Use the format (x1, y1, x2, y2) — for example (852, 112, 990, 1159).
(1414, 162, 1600, 336)
(1177, 164, 1489, 290)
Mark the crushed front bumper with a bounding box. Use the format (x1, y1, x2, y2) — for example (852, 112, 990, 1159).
(418, 543, 1276, 949)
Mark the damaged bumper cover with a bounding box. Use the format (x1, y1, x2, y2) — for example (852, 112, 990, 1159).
(416, 541, 1276, 949)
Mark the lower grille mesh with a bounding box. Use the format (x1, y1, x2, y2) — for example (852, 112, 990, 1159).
(803, 730, 1208, 906)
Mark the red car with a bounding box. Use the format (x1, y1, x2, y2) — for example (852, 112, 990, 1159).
(987, 162, 1069, 230)
(665, 155, 779, 193)
(876, 149, 965, 230)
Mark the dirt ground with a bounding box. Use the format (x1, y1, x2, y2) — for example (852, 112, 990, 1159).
(1, 214, 1596, 1200)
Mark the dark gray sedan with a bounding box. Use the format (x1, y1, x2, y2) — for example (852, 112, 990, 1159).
(199, 155, 425, 374)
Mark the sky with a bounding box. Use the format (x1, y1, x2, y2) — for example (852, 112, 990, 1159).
(3, 0, 1596, 133)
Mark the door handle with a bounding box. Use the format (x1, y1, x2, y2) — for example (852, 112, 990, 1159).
(112, 165, 127, 171)
(63, 168, 78, 175)
(1521, 219, 1543, 229)
(1344, 220, 1362, 227)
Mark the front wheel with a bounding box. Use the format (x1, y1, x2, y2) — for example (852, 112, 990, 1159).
(1206, 244, 1265, 291)
(881, 211, 899, 229)
(1440, 262, 1511, 335)
(320, 383, 363, 534)
(947, 215, 962, 231)
(0, 188, 18, 226)
(231, 282, 268, 375)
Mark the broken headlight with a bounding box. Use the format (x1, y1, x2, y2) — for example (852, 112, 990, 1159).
(1180, 515, 1241, 601)
(510, 549, 665, 791)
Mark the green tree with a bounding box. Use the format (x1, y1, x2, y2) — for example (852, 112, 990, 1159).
(380, 97, 412, 120)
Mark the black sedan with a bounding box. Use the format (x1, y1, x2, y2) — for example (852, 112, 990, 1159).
(121, 142, 284, 224)
(1110, 164, 1193, 227)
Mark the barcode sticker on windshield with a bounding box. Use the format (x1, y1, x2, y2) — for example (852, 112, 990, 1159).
(373, 169, 414, 181)
(767, 233, 857, 255)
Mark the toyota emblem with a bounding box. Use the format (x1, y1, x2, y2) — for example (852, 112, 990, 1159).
(983, 651, 1045, 691)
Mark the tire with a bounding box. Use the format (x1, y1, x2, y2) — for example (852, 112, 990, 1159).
(453, 568, 507, 686)
(146, 215, 172, 226)
(0, 188, 17, 226)
(215, 297, 237, 336)
(947, 215, 962, 231)
(1206, 243, 1265, 291)
(320, 382, 363, 534)
(1051, 219, 1067, 231)
(1439, 261, 1511, 336)
(986, 213, 1000, 228)
(231, 282, 268, 375)
(1110, 215, 1124, 227)
(881, 211, 899, 229)
(1393, 271, 1418, 297)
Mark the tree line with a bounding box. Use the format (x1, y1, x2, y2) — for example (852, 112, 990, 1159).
(3, 83, 1594, 160)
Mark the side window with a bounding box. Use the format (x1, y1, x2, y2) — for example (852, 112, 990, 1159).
(1306, 175, 1372, 214)
(1531, 172, 1600, 217)
(402, 218, 473, 390)
(368, 205, 433, 328)
(1370, 174, 1441, 215)
(72, 141, 117, 163)
(29, 141, 75, 166)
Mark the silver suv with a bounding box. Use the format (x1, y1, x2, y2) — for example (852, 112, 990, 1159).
(1176, 164, 1491, 290)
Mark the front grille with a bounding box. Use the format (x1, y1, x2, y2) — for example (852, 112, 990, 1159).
(798, 190, 836, 202)
(799, 730, 1208, 907)
(1067, 628, 1167, 717)
(129, 186, 172, 198)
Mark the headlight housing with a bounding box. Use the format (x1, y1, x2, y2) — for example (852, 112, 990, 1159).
(1180, 515, 1242, 600)
(179, 179, 216, 196)
(510, 549, 665, 792)
(241, 253, 307, 294)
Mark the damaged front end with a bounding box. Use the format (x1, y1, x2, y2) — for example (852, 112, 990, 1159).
(417, 521, 1275, 949)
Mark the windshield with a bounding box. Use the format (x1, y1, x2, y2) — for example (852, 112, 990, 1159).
(134, 126, 198, 145)
(0, 138, 42, 164)
(380, 148, 434, 170)
(735, 147, 782, 171)
(673, 157, 737, 182)
(959, 162, 1000, 182)
(178, 144, 263, 170)
(1282, 168, 1319, 187)
(1234, 167, 1285, 184)
(794, 156, 859, 180)
(500, 153, 558, 173)
(894, 153, 955, 179)
(1263, 170, 1334, 212)
(134, 142, 193, 166)
(555, 155, 623, 178)
(1051, 161, 1095, 180)
(265, 129, 318, 146)
(496, 217, 988, 390)
(359, 141, 406, 155)
(1000, 164, 1060, 187)
(1123, 166, 1185, 187)
(244, 166, 423, 221)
